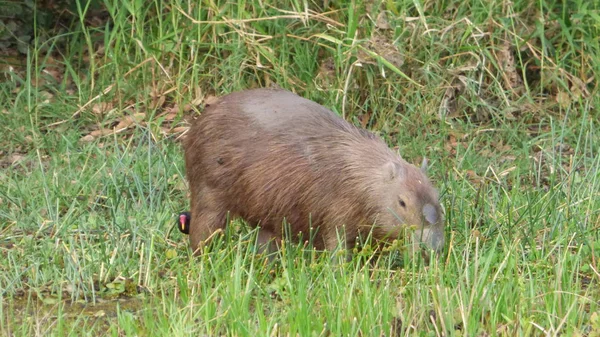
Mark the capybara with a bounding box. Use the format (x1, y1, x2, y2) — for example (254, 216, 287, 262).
(183, 87, 444, 256)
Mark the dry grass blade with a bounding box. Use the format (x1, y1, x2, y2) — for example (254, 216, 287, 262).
(175, 5, 343, 27)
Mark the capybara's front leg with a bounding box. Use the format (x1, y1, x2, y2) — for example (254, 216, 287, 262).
(189, 209, 227, 255)
(256, 228, 278, 255)
(188, 190, 228, 255)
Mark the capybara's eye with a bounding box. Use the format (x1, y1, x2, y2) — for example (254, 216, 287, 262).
(398, 199, 406, 208)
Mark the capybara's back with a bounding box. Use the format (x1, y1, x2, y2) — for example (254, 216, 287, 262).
(184, 87, 444, 254)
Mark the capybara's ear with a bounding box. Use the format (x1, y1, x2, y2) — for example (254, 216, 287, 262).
(383, 161, 404, 181)
(421, 157, 429, 174)
(422, 203, 439, 225)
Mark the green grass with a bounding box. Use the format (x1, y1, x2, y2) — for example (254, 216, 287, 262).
(1, 0, 599, 335)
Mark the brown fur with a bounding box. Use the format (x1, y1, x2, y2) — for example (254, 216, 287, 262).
(183, 88, 444, 255)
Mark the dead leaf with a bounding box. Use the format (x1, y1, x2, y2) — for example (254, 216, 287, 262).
(205, 95, 219, 106)
(358, 32, 404, 69)
(42, 68, 63, 83)
(497, 143, 511, 152)
(91, 102, 113, 115)
(114, 113, 145, 130)
(177, 104, 190, 113)
(0, 153, 27, 168)
(114, 118, 133, 130)
(10, 154, 25, 165)
(39, 91, 54, 104)
(556, 92, 571, 109)
(466, 170, 484, 184)
(164, 103, 179, 113)
(498, 38, 523, 93)
(444, 134, 458, 155)
(90, 128, 113, 137)
(189, 97, 203, 107)
(376, 11, 392, 30)
(471, 229, 486, 240)
(132, 113, 145, 122)
(149, 95, 166, 110)
(158, 106, 178, 120)
(79, 135, 95, 143)
(171, 126, 188, 134)
(164, 112, 178, 121)
(316, 57, 336, 87)
(357, 113, 371, 128)
(93, 310, 106, 318)
(480, 149, 492, 157)
(439, 79, 465, 118)
(500, 155, 517, 162)
(159, 127, 170, 136)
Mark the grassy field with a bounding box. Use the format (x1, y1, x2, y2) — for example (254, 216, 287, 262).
(1, 0, 599, 336)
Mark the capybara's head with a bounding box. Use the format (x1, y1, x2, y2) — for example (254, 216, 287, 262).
(371, 159, 444, 254)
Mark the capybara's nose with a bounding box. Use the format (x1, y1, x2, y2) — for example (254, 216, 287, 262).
(429, 228, 445, 254)
(415, 226, 445, 254)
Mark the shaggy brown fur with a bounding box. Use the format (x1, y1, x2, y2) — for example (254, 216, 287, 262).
(183, 87, 444, 255)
